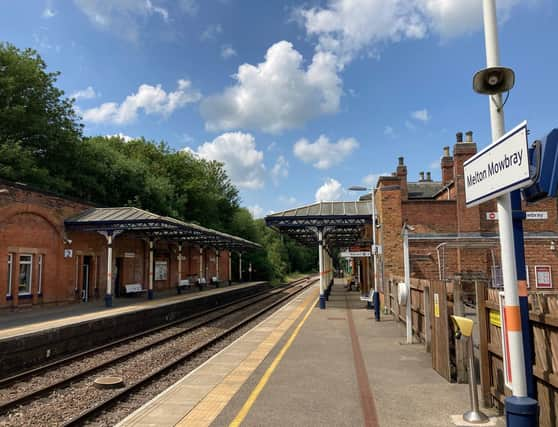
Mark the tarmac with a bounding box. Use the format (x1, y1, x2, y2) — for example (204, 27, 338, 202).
(118, 279, 505, 427)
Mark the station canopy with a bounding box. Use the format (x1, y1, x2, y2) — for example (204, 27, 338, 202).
(65, 207, 260, 250)
(265, 201, 372, 247)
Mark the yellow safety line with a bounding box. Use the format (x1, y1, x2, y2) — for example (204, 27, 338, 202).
(229, 295, 318, 427)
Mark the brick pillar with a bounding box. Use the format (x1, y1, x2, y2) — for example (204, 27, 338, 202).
(396, 157, 408, 201)
(377, 176, 404, 277)
(441, 146, 454, 185)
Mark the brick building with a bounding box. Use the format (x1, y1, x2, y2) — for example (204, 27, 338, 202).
(372, 131, 558, 290)
(0, 180, 256, 310)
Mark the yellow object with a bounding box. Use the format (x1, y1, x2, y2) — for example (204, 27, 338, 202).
(434, 293, 440, 318)
(451, 315, 474, 337)
(489, 310, 501, 327)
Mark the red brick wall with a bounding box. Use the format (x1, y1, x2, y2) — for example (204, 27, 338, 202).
(403, 200, 457, 233)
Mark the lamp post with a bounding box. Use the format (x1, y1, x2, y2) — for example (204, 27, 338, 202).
(348, 185, 380, 321)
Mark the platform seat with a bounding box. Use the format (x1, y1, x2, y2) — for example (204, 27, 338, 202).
(176, 279, 192, 294)
(124, 283, 147, 296)
(211, 276, 220, 287)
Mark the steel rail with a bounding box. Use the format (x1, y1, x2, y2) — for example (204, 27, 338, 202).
(0, 278, 309, 415)
(62, 277, 316, 427)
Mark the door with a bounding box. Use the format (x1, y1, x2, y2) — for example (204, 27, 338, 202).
(82, 256, 91, 302)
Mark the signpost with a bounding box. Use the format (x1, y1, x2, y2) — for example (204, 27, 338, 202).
(486, 211, 548, 220)
(464, 121, 533, 207)
(340, 251, 371, 258)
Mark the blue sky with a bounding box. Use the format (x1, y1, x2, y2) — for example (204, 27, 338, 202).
(1, 0, 557, 218)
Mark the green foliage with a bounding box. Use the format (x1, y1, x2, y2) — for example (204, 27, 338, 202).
(0, 42, 315, 282)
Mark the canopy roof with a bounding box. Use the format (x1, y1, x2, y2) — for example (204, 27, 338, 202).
(65, 207, 260, 250)
(265, 201, 373, 247)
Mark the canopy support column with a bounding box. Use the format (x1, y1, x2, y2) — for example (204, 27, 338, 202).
(228, 251, 232, 285)
(199, 247, 204, 289)
(318, 229, 325, 309)
(239, 252, 243, 282)
(105, 232, 114, 307)
(148, 239, 154, 299)
(215, 249, 220, 287)
(177, 242, 183, 294)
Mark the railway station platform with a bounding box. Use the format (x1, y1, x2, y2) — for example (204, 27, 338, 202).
(118, 279, 504, 427)
(0, 281, 266, 340)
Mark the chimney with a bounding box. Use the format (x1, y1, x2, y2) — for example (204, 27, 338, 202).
(456, 132, 463, 143)
(426, 172, 432, 182)
(465, 130, 473, 143)
(419, 171, 425, 182)
(441, 146, 454, 185)
(396, 156, 408, 200)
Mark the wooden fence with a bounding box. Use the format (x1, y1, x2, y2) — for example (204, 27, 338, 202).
(476, 281, 558, 427)
(385, 276, 557, 425)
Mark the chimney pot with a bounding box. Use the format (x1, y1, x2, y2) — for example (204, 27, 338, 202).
(456, 132, 463, 143)
(443, 146, 450, 157)
(465, 131, 473, 142)
(419, 171, 425, 181)
(426, 172, 432, 181)
(398, 156, 404, 166)
(391, 172, 396, 176)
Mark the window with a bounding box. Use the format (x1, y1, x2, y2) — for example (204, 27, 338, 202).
(18, 254, 33, 295)
(7, 253, 13, 297)
(38, 255, 43, 295)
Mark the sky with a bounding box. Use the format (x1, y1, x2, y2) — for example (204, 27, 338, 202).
(1, 0, 557, 219)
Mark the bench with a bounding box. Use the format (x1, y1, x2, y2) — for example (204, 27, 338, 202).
(197, 277, 207, 290)
(177, 279, 192, 294)
(211, 276, 220, 287)
(124, 283, 147, 296)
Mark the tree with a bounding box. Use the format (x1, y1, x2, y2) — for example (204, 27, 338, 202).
(0, 43, 83, 192)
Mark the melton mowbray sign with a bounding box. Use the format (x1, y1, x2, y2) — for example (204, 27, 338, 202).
(464, 121, 533, 207)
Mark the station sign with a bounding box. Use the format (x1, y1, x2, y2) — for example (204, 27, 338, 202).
(340, 251, 371, 258)
(464, 121, 533, 207)
(485, 211, 548, 220)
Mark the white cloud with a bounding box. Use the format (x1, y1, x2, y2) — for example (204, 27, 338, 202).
(107, 133, 136, 142)
(42, 7, 56, 18)
(384, 125, 395, 137)
(221, 45, 237, 59)
(271, 155, 289, 186)
(293, 135, 358, 169)
(201, 24, 223, 41)
(247, 205, 264, 219)
(201, 41, 342, 134)
(82, 79, 201, 124)
(315, 178, 343, 202)
(411, 108, 430, 122)
(71, 86, 97, 100)
(279, 195, 297, 205)
(195, 132, 265, 190)
(297, 0, 522, 65)
(74, 0, 169, 41)
(179, 0, 198, 16)
(363, 172, 388, 188)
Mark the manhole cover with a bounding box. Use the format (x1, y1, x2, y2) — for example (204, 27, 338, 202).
(94, 376, 124, 389)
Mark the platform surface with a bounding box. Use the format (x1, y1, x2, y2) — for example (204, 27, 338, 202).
(118, 280, 504, 427)
(0, 282, 265, 341)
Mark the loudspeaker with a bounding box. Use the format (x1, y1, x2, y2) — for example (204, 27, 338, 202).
(473, 66, 515, 95)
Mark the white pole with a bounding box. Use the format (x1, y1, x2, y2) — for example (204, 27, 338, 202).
(318, 230, 325, 309)
(239, 252, 242, 282)
(216, 249, 219, 280)
(403, 227, 412, 344)
(228, 251, 232, 283)
(199, 247, 203, 280)
(148, 240, 154, 299)
(178, 243, 182, 284)
(482, 0, 526, 397)
(372, 190, 378, 294)
(106, 234, 113, 306)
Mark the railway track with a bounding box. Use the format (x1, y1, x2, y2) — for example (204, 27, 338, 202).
(0, 277, 315, 426)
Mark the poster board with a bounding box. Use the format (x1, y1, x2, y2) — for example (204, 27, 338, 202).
(535, 265, 552, 289)
(155, 261, 168, 280)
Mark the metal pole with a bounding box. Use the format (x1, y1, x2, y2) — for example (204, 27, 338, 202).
(403, 226, 412, 344)
(318, 229, 325, 309)
(239, 252, 242, 282)
(464, 336, 489, 423)
(481, 1, 537, 423)
(105, 233, 113, 307)
(148, 239, 154, 299)
(177, 242, 182, 294)
(511, 191, 536, 399)
(228, 251, 232, 285)
(216, 249, 220, 281)
(372, 189, 380, 320)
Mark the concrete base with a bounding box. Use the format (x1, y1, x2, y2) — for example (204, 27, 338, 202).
(147, 289, 154, 300)
(104, 294, 113, 307)
(450, 414, 500, 426)
(319, 295, 326, 309)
